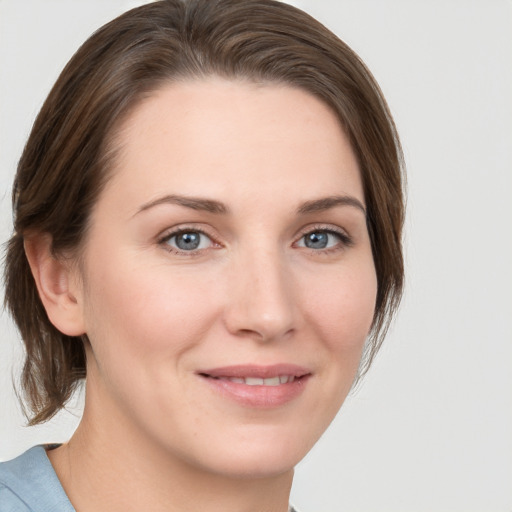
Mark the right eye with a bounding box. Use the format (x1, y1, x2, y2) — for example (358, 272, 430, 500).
(298, 230, 341, 250)
(160, 230, 214, 253)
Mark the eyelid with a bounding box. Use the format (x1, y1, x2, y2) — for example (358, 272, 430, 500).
(294, 223, 354, 250)
(157, 224, 221, 255)
(156, 222, 353, 256)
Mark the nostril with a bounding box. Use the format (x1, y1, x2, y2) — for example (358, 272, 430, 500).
(235, 326, 295, 343)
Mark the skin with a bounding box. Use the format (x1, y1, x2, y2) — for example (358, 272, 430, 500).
(31, 79, 377, 512)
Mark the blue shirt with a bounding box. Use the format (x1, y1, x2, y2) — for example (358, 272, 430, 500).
(1, 446, 300, 511)
(0, 446, 75, 511)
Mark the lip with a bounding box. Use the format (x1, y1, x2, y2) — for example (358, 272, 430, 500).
(197, 364, 312, 408)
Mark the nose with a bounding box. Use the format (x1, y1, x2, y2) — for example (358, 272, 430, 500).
(223, 246, 296, 342)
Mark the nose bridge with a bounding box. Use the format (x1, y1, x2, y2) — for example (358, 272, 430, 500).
(224, 239, 296, 341)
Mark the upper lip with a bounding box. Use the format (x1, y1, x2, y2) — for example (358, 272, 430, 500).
(197, 364, 311, 379)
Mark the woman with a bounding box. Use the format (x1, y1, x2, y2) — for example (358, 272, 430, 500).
(0, 0, 404, 510)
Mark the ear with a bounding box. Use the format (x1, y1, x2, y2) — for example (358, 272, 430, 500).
(24, 235, 86, 336)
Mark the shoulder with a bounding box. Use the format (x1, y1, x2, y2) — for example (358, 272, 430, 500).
(0, 446, 41, 511)
(0, 483, 30, 512)
(0, 446, 75, 512)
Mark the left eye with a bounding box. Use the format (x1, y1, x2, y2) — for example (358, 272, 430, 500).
(164, 231, 212, 251)
(297, 230, 342, 250)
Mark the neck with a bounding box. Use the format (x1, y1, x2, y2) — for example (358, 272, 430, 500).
(47, 385, 294, 512)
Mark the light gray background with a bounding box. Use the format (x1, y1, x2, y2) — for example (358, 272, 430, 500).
(1, 1, 511, 511)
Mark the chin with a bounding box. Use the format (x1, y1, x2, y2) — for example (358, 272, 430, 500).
(203, 449, 300, 480)
(182, 422, 322, 480)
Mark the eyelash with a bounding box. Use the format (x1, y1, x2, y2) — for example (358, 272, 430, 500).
(157, 224, 353, 256)
(158, 226, 219, 256)
(295, 224, 354, 254)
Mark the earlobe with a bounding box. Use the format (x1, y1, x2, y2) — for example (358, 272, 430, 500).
(24, 235, 86, 336)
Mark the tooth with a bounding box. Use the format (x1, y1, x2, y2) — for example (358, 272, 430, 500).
(263, 377, 280, 386)
(279, 375, 289, 384)
(289, 376, 295, 383)
(229, 377, 244, 384)
(245, 377, 264, 385)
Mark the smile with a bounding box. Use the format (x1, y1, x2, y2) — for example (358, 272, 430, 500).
(197, 364, 311, 407)
(207, 375, 297, 386)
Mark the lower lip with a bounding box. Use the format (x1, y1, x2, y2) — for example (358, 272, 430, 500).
(200, 375, 310, 408)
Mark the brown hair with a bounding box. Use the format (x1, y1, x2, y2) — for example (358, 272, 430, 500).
(4, 0, 405, 424)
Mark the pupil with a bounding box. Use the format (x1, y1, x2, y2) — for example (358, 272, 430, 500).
(176, 232, 200, 250)
(305, 232, 328, 249)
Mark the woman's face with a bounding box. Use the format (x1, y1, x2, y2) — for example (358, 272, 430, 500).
(74, 78, 377, 477)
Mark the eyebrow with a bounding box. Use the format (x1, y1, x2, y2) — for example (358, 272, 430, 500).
(136, 194, 229, 215)
(135, 193, 366, 217)
(297, 195, 366, 216)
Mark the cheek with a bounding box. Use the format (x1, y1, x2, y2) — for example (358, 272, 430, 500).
(81, 256, 223, 361)
(301, 260, 377, 354)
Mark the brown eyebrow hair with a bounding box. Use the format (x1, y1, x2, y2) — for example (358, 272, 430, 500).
(136, 193, 366, 217)
(297, 195, 366, 216)
(136, 194, 229, 215)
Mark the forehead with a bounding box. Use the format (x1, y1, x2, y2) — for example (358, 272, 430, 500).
(103, 78, 363, 213)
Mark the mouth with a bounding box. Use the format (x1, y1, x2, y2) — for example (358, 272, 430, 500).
(196, 364, 311, 407)
(201, 375, 301, 386)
